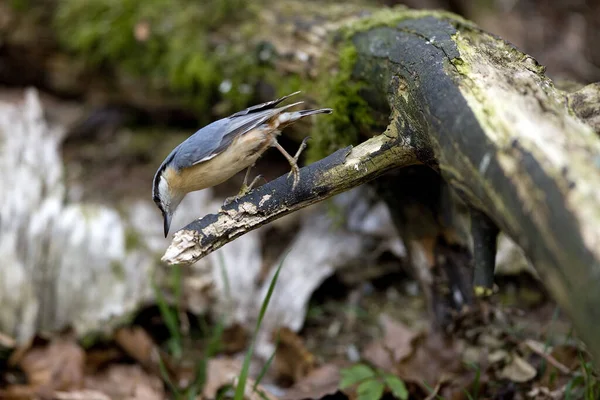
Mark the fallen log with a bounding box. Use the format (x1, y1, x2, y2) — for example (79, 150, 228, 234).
(162, 7, 600, 363)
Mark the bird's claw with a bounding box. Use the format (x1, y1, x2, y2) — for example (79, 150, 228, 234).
(287, 136, 309, 190)
(223, 195, 237, 206)
(223, 174, 263, 206)
(287, 164, 300, 189)
(296, 136, 310, 156)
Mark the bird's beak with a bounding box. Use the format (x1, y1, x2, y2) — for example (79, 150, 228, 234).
(163, 212, 172, 238)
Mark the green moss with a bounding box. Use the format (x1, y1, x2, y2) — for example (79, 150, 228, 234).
(307, 44, 375, 162)
(54, 0, 267, 121)
(271, 73, 305, 100)
(339, 5, 410, 39)
(9, 0, 30, 11)
(306, 6, 474, 162)
(339, 5, 473, 40)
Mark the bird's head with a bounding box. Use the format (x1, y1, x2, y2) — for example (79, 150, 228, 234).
(152, 168, 184, 237)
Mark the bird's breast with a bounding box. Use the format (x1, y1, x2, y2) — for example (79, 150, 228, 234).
(169, 127, 275, 193)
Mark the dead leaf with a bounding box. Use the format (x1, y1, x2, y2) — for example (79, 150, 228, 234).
(538, 344, 581, 390)
(0, 331, 16, 348)
(362, 314, 419, 372)
(7, 335, 39, 367)
(202, 358, 241, 399)
(527, 385, 566, 400)
(221, 323, 248, 354)
(0, 384, 36, 400)
(478, 333, 504, 349)
(395, 331, 464, 391)
(85, 346, 126, 373)
(524, 339, 570, 375)
(282, 364, 341, 400)
(488, 349, 509, 364)
(114, 326, 162, 370)
(273, 327, 316, 385)
(53, 389, 112, 400)
(85, 364, 165, 400)
(1, 331, 85, 398)
(202, 358, 277, 400)
(498, 355, 537, 383)
(362, 315, 468, 398)
(546, 344, 581, 371)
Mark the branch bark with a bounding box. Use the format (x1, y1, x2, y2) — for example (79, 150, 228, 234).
(162, 132, 419, 264)
(161, 8, 600, 363)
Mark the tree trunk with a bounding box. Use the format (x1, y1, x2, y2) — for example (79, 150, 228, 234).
(161, 6, 600, 363)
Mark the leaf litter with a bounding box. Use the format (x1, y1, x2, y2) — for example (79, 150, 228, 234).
(0, 273, 597, 400)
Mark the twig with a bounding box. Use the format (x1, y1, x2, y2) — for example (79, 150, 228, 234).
(525, 339, 572, 375)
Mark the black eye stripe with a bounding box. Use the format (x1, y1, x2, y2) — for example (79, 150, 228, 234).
(152, 165, 167, 203)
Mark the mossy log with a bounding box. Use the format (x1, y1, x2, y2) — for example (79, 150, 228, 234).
(161, 7, 600, 363)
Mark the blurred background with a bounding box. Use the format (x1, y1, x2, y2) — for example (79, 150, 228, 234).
(0, 0, 599, 399)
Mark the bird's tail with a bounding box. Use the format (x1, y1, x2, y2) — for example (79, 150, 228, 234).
(276, 107, 333, 126)
(297, 108, 334, 117)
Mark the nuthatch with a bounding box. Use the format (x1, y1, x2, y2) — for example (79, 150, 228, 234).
(152, 91, 332, 237)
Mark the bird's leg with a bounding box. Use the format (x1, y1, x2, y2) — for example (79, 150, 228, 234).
(223, 165, 263, 206)
(241, 165, 253, 189)
(294, 136, 310, 161)
(273, 137, 309, 189)
(243, 173, 264, 194)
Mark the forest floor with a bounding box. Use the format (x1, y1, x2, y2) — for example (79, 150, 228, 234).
(1, 267, 597, 400)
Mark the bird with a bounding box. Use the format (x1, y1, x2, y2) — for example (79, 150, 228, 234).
(152, 91, 333, 237)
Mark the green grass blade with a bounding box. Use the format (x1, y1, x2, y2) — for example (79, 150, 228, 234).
(253, 331, 280, 391)
(158, 352, 181, 398)
(153, 280, 182, 359)
(233, 251, 289, 400)
(172, 264, 183, 309)
(256, 388, 272, 400)
(195, 317, 226, 391)
(186, 385, 198, 400)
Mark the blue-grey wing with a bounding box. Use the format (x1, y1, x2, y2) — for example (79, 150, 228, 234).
(170, 119, 230, 170)
(169, 108, 281, 170)
(166, 92, 303, 171)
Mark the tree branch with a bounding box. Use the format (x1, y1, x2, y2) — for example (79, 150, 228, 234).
(162, 132, 419, 265)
